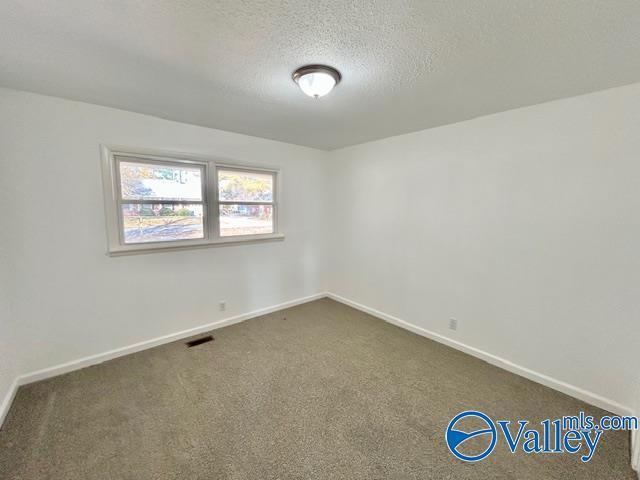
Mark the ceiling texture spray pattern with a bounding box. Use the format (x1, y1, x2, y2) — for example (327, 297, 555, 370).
(1, 0, 639, 149)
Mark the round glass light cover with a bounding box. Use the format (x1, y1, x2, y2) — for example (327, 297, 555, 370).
(297, 71, 337, 98)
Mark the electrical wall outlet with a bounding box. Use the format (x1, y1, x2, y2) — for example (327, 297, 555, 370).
(219, 301, 226, 312)
(449, 318, 458, 331)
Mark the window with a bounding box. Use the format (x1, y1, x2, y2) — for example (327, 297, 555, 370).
(217, 167, 275, 237)
(118, 159, 206, 244)
(102, 147, 281, 254)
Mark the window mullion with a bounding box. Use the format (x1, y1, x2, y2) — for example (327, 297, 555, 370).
(209, 163, 220, 240)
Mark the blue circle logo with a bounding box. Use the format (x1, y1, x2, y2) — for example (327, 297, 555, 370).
(446, 410, 497, 462)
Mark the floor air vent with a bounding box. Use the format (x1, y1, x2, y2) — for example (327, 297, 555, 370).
(186, 335, 214, 348)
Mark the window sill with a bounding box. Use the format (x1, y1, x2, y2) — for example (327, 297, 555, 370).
(107, 233, 285, 256)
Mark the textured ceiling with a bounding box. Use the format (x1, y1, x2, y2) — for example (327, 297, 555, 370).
(1, 0, 640, 150)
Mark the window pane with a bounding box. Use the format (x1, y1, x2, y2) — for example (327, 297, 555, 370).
(119, 160, 203, 201)
(121, 204, 204, 244)
(218, 169, 273, 202)
(219, 204, 273, 237)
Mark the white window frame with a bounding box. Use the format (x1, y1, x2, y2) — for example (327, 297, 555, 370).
(101, 145, 283, 255)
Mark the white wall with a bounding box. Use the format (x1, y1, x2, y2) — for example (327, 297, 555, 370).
(327, 82, 640, 413)
(0, 186, 17, 424)
(1, 82, 639, 430)
(0, 88, 328, 411)
(0, 309, 16, 426)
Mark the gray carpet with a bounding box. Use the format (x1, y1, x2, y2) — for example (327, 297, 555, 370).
(0, 298, 635, 479)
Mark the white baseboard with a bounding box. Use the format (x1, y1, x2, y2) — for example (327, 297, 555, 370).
(327, 292, 634, 417)
(0, 293, 326, 427)
(2, 289, 635, 453)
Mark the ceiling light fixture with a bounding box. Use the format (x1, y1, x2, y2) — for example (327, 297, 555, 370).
(292, 65, 341, 98)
